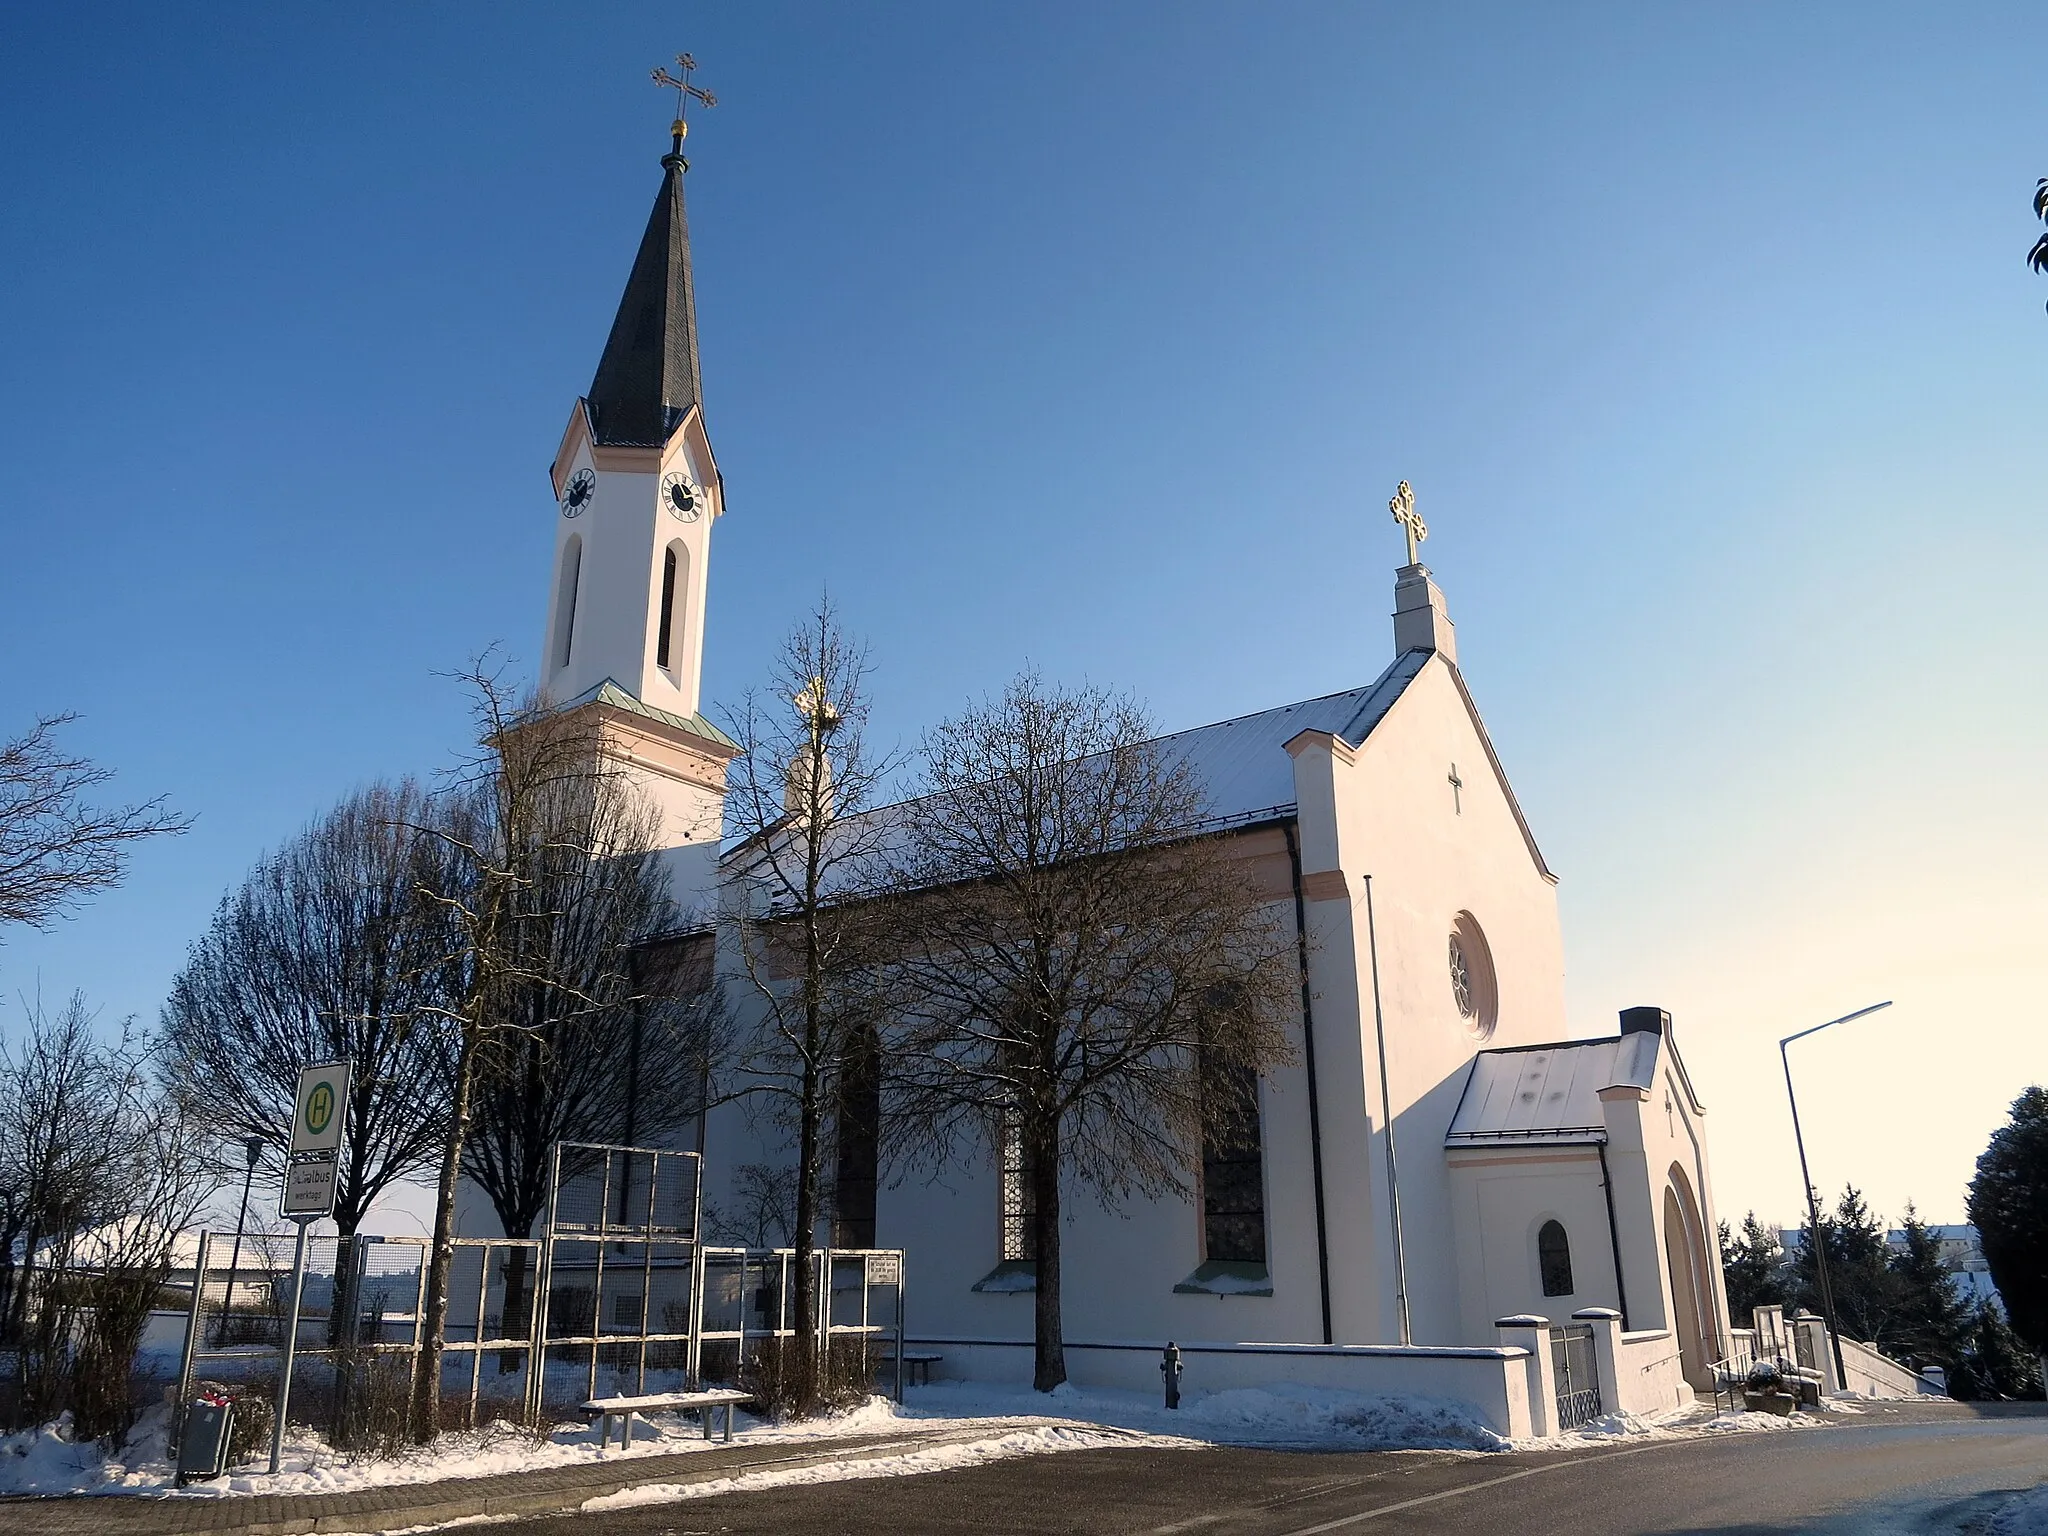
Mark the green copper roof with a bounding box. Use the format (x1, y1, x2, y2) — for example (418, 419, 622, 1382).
(568, 678, 739, 752)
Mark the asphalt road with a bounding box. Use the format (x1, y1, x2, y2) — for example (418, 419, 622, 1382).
(502, 1401, 2048, 1536)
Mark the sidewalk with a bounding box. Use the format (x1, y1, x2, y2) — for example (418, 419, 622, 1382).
(0, 1426, 975, 1535)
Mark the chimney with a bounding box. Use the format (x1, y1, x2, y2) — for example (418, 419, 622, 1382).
(1619, 1006, 1670, 1037)
(1393, 564, 1457, 663)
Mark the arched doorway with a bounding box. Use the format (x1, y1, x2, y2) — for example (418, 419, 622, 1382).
(1662, 1168, 1717, 1392)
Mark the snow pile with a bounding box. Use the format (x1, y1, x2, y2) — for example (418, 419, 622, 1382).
(583, 1423, 1179, 1513)
(900, 1378, 1506, 1451)
(0, 1396, 905, 1499)
(1993, 1485, 2048, 1536)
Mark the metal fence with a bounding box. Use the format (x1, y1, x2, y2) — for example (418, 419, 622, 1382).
(695, 1246, 907, 1403)
(170, 1141, 908, 1451)
(1549, 1323, 1602, 1431)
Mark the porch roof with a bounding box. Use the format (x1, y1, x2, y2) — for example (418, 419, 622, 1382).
(1443, 1031, 1664, 1148)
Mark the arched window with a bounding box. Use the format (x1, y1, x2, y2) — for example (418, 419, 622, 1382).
(656, 540, 688, 676)
(553, 535, 582, 671)
(656, 546, 678, 670)
(1538, 1219, 1574, 1297)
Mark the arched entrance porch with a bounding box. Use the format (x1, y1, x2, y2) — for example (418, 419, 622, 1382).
(1662, 1166, 1718, 1392)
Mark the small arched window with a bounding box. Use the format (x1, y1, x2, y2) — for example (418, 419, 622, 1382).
(1538, 1219, 1574, 1298)
(656, 540, 688, 676)
(553, 535, 583, 671)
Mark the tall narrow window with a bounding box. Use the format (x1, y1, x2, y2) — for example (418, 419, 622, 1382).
(831, 1024, 880, 1249)
(656, 546, 678, 670)
(1539, 1219, 1574, 1297)
(999, 1115, 1035, 1262)
(1200, 1056, 1267, 1265)
(553, 536, 582, 671)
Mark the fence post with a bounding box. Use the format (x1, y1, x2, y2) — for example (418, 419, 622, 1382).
(1572, 1307, 1624, 1418)
(1496, 1314, 1555, 1438)
(1792, 1311, 1840, 1393)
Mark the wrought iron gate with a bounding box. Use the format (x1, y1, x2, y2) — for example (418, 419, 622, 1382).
(1550, 1322, 1601, 1430)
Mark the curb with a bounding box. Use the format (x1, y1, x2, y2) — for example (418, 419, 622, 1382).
(0, 1429, 967, 1536)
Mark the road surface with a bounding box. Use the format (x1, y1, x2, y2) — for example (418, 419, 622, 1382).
(501, 1401, 2048, 1536)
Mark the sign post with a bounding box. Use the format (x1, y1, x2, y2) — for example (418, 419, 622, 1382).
(271, 1061, 348, 1475)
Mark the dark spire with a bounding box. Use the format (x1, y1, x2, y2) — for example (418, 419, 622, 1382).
(586, 139, 705, 448)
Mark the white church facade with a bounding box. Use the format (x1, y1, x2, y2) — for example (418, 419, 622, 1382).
(479, 123, 1736, 1435)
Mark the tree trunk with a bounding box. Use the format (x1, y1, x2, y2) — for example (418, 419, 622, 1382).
(792, 1028, 820, 1396)
(412, 1025, 478, 1443)
(1030, 1117, 1064, 1392)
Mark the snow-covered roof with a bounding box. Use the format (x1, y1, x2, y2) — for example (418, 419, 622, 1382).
(720, 653, 1434, 898)
(1444, 1031, 1667, 1148)
(1151, 652, 1430, 829)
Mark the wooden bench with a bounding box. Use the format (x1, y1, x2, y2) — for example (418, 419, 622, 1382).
(889, 1351, 944, 1387)
(580, 1388, 755, 1449)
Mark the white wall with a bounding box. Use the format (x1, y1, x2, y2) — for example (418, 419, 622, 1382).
(910, 1337, 1537, 1439)
(1445, 1149, 1623, 1338)
(1291, 655, 1570, 1346)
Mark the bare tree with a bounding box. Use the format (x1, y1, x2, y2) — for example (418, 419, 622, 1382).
(718, 598, 898, 1401)
(0, 714, 190, 936)
(0, 993, 216, 1438)
(883, 674, 1294, 1391)
(461, 817, 715, 1345)
(405, 664, 700, 1441)
(159, 781, 453, 1240)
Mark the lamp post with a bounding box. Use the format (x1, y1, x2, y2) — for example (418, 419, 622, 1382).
(1779, 1001, 1892, 1391)
(218, 1135, 266, 1343)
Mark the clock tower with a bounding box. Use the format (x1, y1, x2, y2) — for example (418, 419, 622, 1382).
(537, 120, 738, 902)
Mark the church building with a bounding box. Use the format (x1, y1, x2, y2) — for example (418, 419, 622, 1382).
(500, 119, 1735, 1429)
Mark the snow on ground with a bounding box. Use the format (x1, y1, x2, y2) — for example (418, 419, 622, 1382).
(1994, 1485, 2048, 1536)
(0, 1380, 1503, 1500)
(0, 1396, 907, 1499)
(897, 1379, 1508, 1453)
(0, 1378, 1877, 1503)
(1558, 1394, 1866, 1447)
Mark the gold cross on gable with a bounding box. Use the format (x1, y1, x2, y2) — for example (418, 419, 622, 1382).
(1389, 480, 1427, 566)
(652, 53, 718, 142)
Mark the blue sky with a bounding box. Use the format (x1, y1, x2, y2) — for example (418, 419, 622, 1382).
(2, 3, 2043, 1228)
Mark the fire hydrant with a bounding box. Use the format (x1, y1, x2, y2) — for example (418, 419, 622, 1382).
(1161, 1341, 1183, 1410)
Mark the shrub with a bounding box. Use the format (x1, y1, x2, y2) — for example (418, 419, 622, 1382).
(738, 1336, 873, 1420)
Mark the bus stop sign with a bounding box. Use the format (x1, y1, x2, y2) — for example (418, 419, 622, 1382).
(281, 1061, 349, 1220)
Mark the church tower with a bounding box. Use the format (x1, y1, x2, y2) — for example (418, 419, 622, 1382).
(538, 115, 738, 903)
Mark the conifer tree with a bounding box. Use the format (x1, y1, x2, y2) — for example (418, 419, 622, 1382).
(1967, 1086, 2048, 1374)
(1720, 1211, 1787, 1326)
(1886, 1205, 1969, 1375)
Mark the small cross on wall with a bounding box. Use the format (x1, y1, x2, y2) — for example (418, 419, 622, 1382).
(1447, 762, 1463, 815)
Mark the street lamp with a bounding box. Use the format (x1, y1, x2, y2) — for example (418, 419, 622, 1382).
(1779, 1000, 1892, 1390)
(218, 1135, 266, 1343)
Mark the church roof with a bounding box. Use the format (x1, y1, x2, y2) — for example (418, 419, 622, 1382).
(1443, 1033, 1664, 1148)
(563, 678, 739, 753)
(586, 150, 706, 448)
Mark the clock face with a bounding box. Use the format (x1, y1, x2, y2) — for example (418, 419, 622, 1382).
(662, 469, 704, 522)
(561, 467, 595, 518)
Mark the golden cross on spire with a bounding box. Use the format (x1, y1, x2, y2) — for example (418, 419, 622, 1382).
(1389, 480, 1427, 566)
(651, 53, 717, 146)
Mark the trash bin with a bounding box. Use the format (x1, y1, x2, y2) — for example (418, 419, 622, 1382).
(176, 1396, 235, 1486)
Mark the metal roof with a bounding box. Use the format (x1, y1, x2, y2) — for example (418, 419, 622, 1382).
(566, 678, 740, 752)
(1443, 1031, 1664, 1148)
(586, 149, 706, 448)
(722, 653, 1433, 892)
(1155, 650, 1430, 829)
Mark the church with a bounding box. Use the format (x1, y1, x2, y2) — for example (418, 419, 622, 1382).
(490, 115, 1735, 1434)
